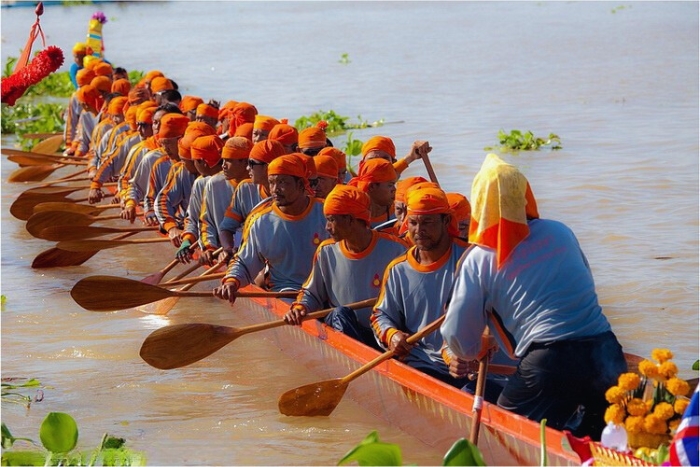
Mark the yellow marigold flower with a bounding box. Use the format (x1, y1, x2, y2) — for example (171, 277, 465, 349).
(674, 398, 690, 415)
(669, 418, 681, 433)
(644, 414, 668, 435)
(625, 415, 645, 434)
(605, 386, 627, 404)
(628, 398, 649, 416)
(651, 348, 673, 363)
(658, 361, 678, 379)
(667, 377, 690, 397)
(653, 402, 675, 420)
(618, 372, 641, 391)
(638, 360, 659, 379)
(605, 404, 626, 425)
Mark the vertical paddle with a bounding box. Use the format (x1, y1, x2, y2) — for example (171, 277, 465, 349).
(421, 152, 439, 185)
(278, 314, 445, 417)
(469, 327, 491, 446)
(139, 298, 377, 370)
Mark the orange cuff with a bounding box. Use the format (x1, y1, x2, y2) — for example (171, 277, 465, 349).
(181, 232, 197, 243)
(384, 328, 399, 348)
(124, 199, 136, 210)
(163, 220, 177, 233)
(222, 277, 240, 287)
(90, 181, 103, 190)
(393, 158, 409, 175)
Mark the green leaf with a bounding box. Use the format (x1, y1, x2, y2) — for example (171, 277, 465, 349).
(442, 438, 486, 466)
(338, 431, 403, 466)
(39, 412, 78, 453)
(693, 360, 699, 371)
(0, 450, 47, 466)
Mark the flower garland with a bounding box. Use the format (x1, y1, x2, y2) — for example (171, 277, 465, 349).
(1, 46, 65, 107)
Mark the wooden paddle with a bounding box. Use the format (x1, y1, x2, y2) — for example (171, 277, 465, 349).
(3, 148, 71, 160)
(23, 182, 111, 197)
(33, 201, 119, 216)
(12, 193, 90, 221)
(8, 164, 70, 183)
(139, 298, 377, 370)
(38, 224, 159, 241)
(8, 154, 87, 167)
(30, 134, 64, 154)
(57, 237, 170, 252)
(71, 275, 298, 312)
(140, 258, 182, 286)
(278, 314, 445, 417)
(421, 152, 440, 185)
(469, 328, 491, 445)
(26, 211, 123, 238)
(22, 132, 63, 140)
(31, 232, 140, 269)
(157, 271, 227, 287)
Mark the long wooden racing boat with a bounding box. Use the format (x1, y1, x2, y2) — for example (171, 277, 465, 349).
(231, 283, 581, 466)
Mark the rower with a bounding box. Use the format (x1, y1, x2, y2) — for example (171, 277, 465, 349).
(441, 153, 627, 439)
(360, 136, 429, 176)
(63, 68, 94, 155)
(311, 155, 338, 199)
(214, 154, 329, 301)
(70, 84, 101, 159)
(348, 158, 398, 229)
(195, 101, 220, 130)
(224, 102, 258, 140)
(446, 192, 471, 239)
(150, 76, 174, 106)
(284, 184, 407, 349)
(298, 125, 328, 157)
(180, 95, 203, 121)
(69, 42, 87, 89)
(115, 103, 159, 203)
(268, 120, 299, 154)
(318, 147, 351, 184)
(252, 115, 279, 143)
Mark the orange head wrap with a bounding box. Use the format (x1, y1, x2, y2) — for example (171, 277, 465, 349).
(469, 153, 539, 269)
(93, 62, 113, 77)
(150, 76, 174, 93)
(323, 184, 371, 223)
(227, 102, 258, 135)
(446, 192, 471, 221)
(348, 158, 397, 192)
(107, 96, 128, 116)
(249, 139, 285, 164)
(111, 78, 131, 96)
(76, 84, 100, 110)
(76, 68, 95, 87)
(295, 153, 317, 179)
(127, 86, 149, 105)
(196, 103, 219, 120)
(298, 126, 327, 149)
(406, 186, 460, 238)
(158, 113, 190, 139)
(313, 155, 338, 179)
(137, 106, 157, 125)
(178, 122, 216, 160)
(395, 176, 428, 204)
(180, 95, 204, 113)
(268, 122, 298, 146)
(253, 115, 279, 131)
(317, 147, 346, 173)
(268, 154, 308, 180)
(90, 75, 112, 93)
(234, 122, 253, 140)
(218, 100, 239, 121)
(125, 106, 139, 131)
(361, 135, 396, 160)
(191, 135, 225, 167)
(222, 136, 253, 160)
(139, 70, 164, 87)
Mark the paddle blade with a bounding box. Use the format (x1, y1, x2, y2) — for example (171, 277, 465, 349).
(31, 247, 98, 268)
(38, 225, 120, 241)
(26, 211, 95, 237)
(33, 201, 103, 216)
(278, 379, 348, 417)
(140, 323, 240, 370)
(12, 194, 66, 221)
(8, 164, 60, 182)
(24, 185, 84, 196)
(137, 296, 180, 315)
(71, 275, 173, 311)
(32, 134, 64, 154)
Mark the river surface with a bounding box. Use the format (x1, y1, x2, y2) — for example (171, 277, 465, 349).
(1, 1, 698, 465)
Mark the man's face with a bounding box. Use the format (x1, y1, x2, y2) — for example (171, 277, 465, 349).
(160, 136, 180, 158)
(407, 214, 449, 251)
(137, 121, 153, 140)
(368, 180, 396, 207)
(252, 128, 269, 143)
(222, 158, 248, 180)
(247, 159, 268, 185)
(182, 158, 198, 175)
(152, 110, 167, 136)
(325, 214, 353, 242)
(394, 201, 407, 223)
(313, 176, 337, 199)
(364, 150, 394, 163)
(111, 113, 125, 125)
(269, 174, 303, 207)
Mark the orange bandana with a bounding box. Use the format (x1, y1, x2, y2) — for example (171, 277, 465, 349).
(178, 122, 216, 160)
(180, 95, 204, 113)
(107, 96, 128, 116)
(234, 122, 253, 140)
(361, 135, 396, 160)
(253, 115, 280, 131)
(323, 184, 371, 223)
(298, 126, 327, 149)
(348, 158, 397, 192)
(125, 106, 139, 131)
(76, 68, 95, 87)
(469, 153, 539, 269)
(76, 84, 100, 110)
(226, 102, 258, 136)
(222, 136, 253, 160)
(447, 192, 471, 220)
(249, 140, 285, 164)
(191, 135, 225, 167)
(268, 154, 307, 179)
(268, 122, 298, 146)
(395, 176, 428, 204)
(90, 75, 112, 93)
(127, 86, 150, 105)
(137, 106, 157, 125)
(158, 113, 190, 139)
(318, 147, 346, 173)
(196, 103, 219, 120)
(93, 62, 113, 77)
(313, 155, 338, 179)
(150, 76, 174, 93)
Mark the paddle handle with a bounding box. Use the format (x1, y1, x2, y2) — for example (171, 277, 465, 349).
(172, 290, 298, 299)
(421, 153, 440, 185)
(174, 248, 225, 291)
(163, 271, 225, 287)
(469, 327, 491, 445)
(339, 314, 446, 385)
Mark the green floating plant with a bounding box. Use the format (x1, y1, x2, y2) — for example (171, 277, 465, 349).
(339, 53, 351, 65)
(485, 129, 562, 153)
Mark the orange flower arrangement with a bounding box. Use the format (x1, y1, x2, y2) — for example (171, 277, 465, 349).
(604, 348, 691, 449)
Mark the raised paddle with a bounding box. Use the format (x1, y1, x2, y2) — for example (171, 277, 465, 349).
(7, 154, 87, 167)
(139, 298, 377, 370)
(38, 224, 159, 241)
(469, 328, 492, 445)
(421, 152, 440, 185)
(57, 236, 170, 252)
(26, 211, 123, 237)
(33, 201, 119, 216)
(12, 193, 90, 221)
(71, 275, 298, 312)
(278, 314, 445, 417)
(31, 232, 140, 269)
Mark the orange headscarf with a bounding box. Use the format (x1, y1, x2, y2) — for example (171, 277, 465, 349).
(469, 153, 539, 269)
(406, 186, 460, 237)
(137, 106, 157, 125)
(249, 139, 285, 164)
(295, 153, 317, 179)
(111, 79, 131, 96)
(150, 76, 174, 93)
(268, 154, 307, 180)
(318, 147, 346, 173)
(127, 86, 149, 105)
(93, 62, 113, 77)
(361, 135, 396, 160)
(268, 122, 298, 146)
(178, 122, 216, 160)
(125, 106, 139, 131)
(180, 95, 204, 113)
(90, 75, 112, 93)
(196, 103, 219, 120)
(446, 192, 471, 221)
(107, 96, 127, 116)
(227, 102, 258, 136)
(76, 84, 100, 112)
(298, 126, 327, 149)
(76, 68, 95, 87)
(222, 136, 253, 160)
(140, 70, 164, 86)
(234, 122, 253, 140)
(218, 100, 239, 122)
(313, 155, 338, 179)
(323, 184, 371, 223)
(253, 115, 279, 131)
(395, 176, 428, 204)
(348, 158, 397, 192)
(191, 134, 225, 167)
(158, 113, 190, 139)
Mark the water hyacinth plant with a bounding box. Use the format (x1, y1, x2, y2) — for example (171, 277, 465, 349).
(485, 129, 562, 153)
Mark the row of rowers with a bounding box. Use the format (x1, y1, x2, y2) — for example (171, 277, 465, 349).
(64, 67, 485, 393)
